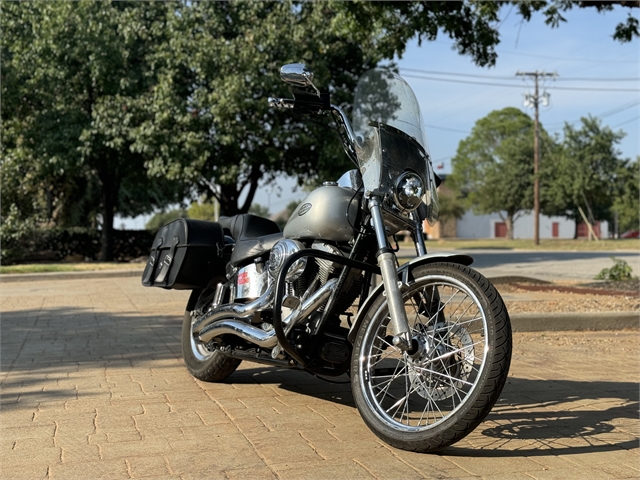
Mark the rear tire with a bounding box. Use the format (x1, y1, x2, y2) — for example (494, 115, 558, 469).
(181, 291, 241, 382)
(351, 262, 511, 452)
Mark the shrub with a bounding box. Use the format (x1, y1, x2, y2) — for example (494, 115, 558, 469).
(595, 257, 637, 281)
(0, 227, 153, 265)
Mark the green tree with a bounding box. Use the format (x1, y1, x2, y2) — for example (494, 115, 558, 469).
(1, 2, 186, 260)
(3, 1, 636, 259)
(248, 204, 271, 219)
(145, 209, 187, 232)
(449, 107, 554, 239)
(611, 159, 640, 234)
(542, 117, 626, 237)
(437, 188, 467, 223)
(333, 1, 638, 68)
(188, 202, 219, 222)
(133, 1, 381, 217)
(134, 1, 639, 218)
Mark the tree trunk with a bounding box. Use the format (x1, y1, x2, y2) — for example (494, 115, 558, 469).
(506, 215, 514, 240)
(98, 169, 118, 261)
(218, 184, 241, 216)
(218, 171, 261, 216)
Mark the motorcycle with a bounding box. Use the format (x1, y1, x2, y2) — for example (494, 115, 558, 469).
(142, 64, 512, 452)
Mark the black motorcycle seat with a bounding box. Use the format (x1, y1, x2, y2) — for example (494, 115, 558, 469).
(218, 214, 282, 267)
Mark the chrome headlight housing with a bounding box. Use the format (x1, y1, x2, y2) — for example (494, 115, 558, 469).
(393, 171, 424, 212)
(268, 239, 307, 282)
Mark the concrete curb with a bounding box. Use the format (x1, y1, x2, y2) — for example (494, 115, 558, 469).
(2, 270, 637, 332)
(511, 311, 639, 332)
(0, 269, 141, 283)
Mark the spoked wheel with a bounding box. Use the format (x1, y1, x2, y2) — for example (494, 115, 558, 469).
(351, 262, 511, 452)
(181, 289, 241, 382)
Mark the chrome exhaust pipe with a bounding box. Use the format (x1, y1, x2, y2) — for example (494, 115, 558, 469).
(198, 318, 278, 347)
(192, 285, 275, 335)
(197, 278, 339, 347)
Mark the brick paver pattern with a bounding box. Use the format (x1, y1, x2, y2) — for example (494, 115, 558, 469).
(1, 276, 638, 479)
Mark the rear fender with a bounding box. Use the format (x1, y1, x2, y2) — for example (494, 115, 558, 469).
(347, 253, 473, 343)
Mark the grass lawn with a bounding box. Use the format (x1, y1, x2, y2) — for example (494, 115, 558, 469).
(416, 238, 640, 251)
(0, 262, 142, 275)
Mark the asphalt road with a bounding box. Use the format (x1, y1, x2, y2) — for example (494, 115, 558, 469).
(400, 247, 640, 282)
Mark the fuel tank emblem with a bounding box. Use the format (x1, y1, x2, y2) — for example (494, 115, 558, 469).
(298, 203, 312, 216)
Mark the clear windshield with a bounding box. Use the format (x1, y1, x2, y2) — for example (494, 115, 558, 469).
(352, 69, 429, 153)
(351, 69, 439, 225)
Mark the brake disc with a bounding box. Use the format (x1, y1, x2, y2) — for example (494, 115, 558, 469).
(408, 324, 475, 400)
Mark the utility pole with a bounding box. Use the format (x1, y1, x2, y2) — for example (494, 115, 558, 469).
(516, 70, 556, 245)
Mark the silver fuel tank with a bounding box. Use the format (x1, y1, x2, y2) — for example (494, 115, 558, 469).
(283, 185, 360, 243)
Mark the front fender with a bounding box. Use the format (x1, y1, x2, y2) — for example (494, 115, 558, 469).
(347, 253, 473, 343)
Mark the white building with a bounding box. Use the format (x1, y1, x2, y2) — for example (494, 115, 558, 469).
(442, 211, 608, 239)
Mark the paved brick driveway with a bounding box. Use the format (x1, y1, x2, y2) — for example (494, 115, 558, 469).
(1, 276, 638, 479)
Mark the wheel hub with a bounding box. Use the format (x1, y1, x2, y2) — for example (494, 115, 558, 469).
(407, 323, 475, 400)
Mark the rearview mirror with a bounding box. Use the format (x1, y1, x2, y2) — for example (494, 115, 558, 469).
(280, 63, 314, 88)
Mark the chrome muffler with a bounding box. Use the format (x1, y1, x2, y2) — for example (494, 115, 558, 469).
(197, 278, 339, 348)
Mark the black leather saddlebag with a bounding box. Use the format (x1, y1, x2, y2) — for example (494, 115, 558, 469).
(141, 219, 226, 290)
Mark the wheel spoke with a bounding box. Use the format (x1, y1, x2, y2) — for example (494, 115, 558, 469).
(427, 339, 483, 365)
(357, 271, 500, 434)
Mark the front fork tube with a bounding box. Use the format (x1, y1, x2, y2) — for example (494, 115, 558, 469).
(368, 198, 412, 351)
(410, 211, 427, 256)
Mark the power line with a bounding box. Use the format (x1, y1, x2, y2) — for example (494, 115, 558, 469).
(401, 73, 639, 92)
(423, 123, 470, 134)
(612, 116, 640, 128)
(430, 39, 638, 64)
(498, 49, 637, 64)
(400, 68, 638, 82)
(546, 100, 640, 130)
(598, 100, 640, 118)
(556, 77, 639, 82)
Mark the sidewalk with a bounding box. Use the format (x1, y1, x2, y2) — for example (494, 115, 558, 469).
(1, 276, 638, 479)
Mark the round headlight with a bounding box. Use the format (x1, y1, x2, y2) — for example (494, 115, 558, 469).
(393, 172, 424, 212)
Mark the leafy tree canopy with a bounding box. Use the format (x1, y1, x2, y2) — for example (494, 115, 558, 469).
(2, 0, 637, 259)
(448, 107, 555, 239)
(129, 1, 640, 217)
(611, 158, 640, 234)
(1, 1, 188, 259)
(542, 116, 629, 233)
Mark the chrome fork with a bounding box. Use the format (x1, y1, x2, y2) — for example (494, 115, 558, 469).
(368, 197, 412, 351)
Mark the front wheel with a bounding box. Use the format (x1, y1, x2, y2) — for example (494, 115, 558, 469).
(351, 262, 512, 452)
(181, 289, 241, 382)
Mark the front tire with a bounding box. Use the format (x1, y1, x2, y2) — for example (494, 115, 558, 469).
(181, 290, 241, 382)
(351, 262, 511, 452)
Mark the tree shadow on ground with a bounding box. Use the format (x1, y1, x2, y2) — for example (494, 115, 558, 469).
(1, 306, 637, 457)
(443, 376, 639, 457)
(228, 364, 639, 457)
(1, 306, 184, 407)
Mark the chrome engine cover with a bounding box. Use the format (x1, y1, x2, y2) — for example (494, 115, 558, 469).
(267, 239, 307, 282)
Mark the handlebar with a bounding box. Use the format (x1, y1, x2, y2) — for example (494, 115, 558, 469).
(267, 96, 359, 167)
(268, 97, 295, 109)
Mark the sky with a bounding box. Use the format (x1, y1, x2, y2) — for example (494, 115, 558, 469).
(118, 5, 638, 229)
(401, 4, 638, 178)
